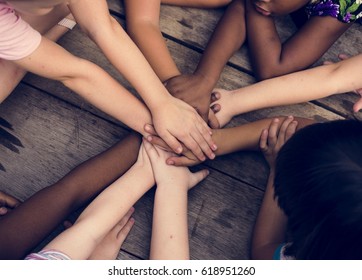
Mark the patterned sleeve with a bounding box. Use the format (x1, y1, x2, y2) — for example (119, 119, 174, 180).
(306, 0, 362, 23)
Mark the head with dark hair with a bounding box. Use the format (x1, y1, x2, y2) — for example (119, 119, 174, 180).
(274, 119, 362, 260)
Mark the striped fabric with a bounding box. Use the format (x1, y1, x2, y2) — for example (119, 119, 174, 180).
(25, 249, 71, 260)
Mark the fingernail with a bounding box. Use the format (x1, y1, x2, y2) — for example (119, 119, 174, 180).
(212, 144, 218, 151)
(147, 136, 152, 142)
(167, 160, 175, 165)
(210, 153, 215, 159)
(176, 147, 182, 154)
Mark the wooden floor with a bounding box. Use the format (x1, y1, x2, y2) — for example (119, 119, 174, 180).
(1, 1, 361, 260)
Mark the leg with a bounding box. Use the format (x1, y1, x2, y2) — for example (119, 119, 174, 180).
(0, 5, 73, 103)
(0, 133, 141, 260)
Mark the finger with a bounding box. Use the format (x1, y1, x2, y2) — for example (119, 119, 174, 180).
(160, 132, 183, 154)
(323, 60, 333, 65)
(166, 155, 199, 167)
(117, 207, 135, 229)
(182, 134, 206, 161)
(338, 53, 349, 60)
(189, 169, 210, 189)
(143, 138, 161, 161)
(208, 109, 220, 129)
(259, 129, 269, 152)
(211, 90, 221, 102)
(144, 124, 158, 135)
(146, 135, 171, 152)
(353, 96, 362, 112)
(267, 118, 280, 147)
(1, 193, 21, 208)
(194, 122, 217, 157)
(210, 103, 221, 113)
(0, 207, 8, 215)
(285, 121, 298, 142)
(277, 116, 294, 145)
(116, 217, 135, 243)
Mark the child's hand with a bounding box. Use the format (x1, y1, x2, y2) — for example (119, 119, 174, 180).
(145, 124, 202, 166)
(259, 116, 298, 168)
(132, 141, 155, 185)
(143, 141, 209, 190)
(150, 95, 217, 161)
(0, 191, 20, 216)
(210, 88, 236, 127)
(165, 74, 220, 128)
(324, 54, 362, 112)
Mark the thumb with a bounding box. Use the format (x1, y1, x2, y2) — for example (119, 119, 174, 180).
(189, 169, 209, 189)
(353, 95, 362, 112)
(208, 109, 220, 129)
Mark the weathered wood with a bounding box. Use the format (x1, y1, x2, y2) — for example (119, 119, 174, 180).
(108, 0, 362, 119)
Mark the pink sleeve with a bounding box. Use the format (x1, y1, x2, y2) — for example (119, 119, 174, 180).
(0, 3, 41, 60)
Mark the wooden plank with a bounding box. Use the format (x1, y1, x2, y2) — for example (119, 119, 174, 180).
(21, 19, 344, 189)
(0, 83, 264, 259)
(108, 0, 362, 119)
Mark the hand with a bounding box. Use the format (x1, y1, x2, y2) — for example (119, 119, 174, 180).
(145, 124, 202, 166)
(143, 140, 209, 190)
(210, 88, 236, 127)
(0, 191, 20, 216)
(165, 74, 220, 128)
(259, 116, 298, 168)
(150, 95, 217, 161)
(131, 141, 155, 185)
(324, 54, 362, 112)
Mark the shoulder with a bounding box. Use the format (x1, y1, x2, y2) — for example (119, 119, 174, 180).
(306, 0, 362, 23)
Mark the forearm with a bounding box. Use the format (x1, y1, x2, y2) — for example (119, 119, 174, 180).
(251, 170, 288, 259)
(226, 59, 362, 117)
(89, 16, 172, 110)
(0, 133, 141, 260)
(150, 185, 189, 260)
(125, 0, 180, 82)
(44, 165, 154, 259)
(212, 117, 314, 155)
(195, 0, 245, 85)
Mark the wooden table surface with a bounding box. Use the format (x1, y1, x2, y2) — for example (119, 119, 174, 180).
(1, 0, 361, 259)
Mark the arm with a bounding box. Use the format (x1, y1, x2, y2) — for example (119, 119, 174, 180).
(0, 133, 141, 260)
(162, 0, 231, 7)
(165, 0, 246, 122)
(251, 117, 298, 259)
(164, 116, 314, 165)
(70, 0, 216, 161)
(144, 141, 208, 259)
(42, 142, 154, 260)
(124, 0, 180, 82)
(245, 0, 351, 80)
(212, 54, 362, 126)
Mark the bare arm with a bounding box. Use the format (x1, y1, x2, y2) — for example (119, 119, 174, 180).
(212, 54, 362, 125)
(165, 0, 245, 123)
(42, 143, 154, 260)
(70, 0, 216, 161)
(245, 0, 351, 80)
(125, 0, 180, 82)
(165, 116, 314, 165)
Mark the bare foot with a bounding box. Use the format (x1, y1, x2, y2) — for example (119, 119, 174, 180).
(210, 89, 236, 127)
(88, 207, 135, 260)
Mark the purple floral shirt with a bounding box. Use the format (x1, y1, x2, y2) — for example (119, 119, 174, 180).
(306, 0, 362, 23)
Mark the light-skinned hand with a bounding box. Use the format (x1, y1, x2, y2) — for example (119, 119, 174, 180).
(143, 140, 209, 190)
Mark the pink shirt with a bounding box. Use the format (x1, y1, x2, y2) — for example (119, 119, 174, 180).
(0, 2, 41, 60)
